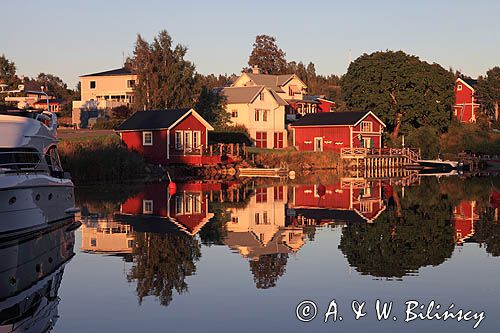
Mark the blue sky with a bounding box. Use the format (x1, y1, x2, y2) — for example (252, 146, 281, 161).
(1, 0, 498, 88)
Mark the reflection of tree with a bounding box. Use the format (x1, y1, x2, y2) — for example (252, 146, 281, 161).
(474, 209, 500, 256)
(127, 232, 201, 306)
(249, 253, 288, 289)
(303, 226, 317, 241)
(199, 208, 229, 246)
(339, 178, 455, 278)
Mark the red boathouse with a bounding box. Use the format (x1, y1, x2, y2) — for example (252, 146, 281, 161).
(290, 111, 386, 152)
(116, 108, 218, 165)
(453, 78, 480, 123)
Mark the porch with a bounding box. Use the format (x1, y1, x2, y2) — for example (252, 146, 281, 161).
(169, 143, 247, 166)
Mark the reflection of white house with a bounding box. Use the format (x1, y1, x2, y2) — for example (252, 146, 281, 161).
(224, 186, 305, 259)
(81, 220, 135, 254)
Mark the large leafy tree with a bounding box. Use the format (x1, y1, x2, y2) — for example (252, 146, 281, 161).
(195, 87, 229, 130)
(341, 51, 455, 139)
(477, 67, 500, 122)
(128, 30, 197, 110)
(0, 54, 19, 101)
(247, 35, 288, 74)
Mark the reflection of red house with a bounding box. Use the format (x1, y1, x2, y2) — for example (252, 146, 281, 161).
(452, 200, 479, 244)
(290, 111, 386, 152)
(288, 179, 385, 225)
(120, 182, 219, 236)
(453, 78, 480, 123)
(116, 108, 220, 165)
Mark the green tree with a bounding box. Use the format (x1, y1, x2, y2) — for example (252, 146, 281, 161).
(0, 54, 19, 101)
(477, 67, 500, 123)
(405, 126, 441, 158)
(341, 51, 455, 139)
(129, 30, 197, 110)
(247, 35, 288, 74)
(195, 87, 229, 130)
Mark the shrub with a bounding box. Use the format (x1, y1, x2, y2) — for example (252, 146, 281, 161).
(406, 126, 441, 159)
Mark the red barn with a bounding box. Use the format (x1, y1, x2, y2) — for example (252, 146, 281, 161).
(453, 78, 480, 123)
(116, 108, 218, 165)
(316, 97, 336, 112)
(290, 111, 386, 152)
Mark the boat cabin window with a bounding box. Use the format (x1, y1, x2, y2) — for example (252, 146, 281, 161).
(0, 148, 41, 171)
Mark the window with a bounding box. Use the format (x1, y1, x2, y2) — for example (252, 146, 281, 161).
(262, 110, 268, 122)
(263, 211, 269, 224)
(274, 186, 284, 201)
(184, 131, 192, 151)
(142, 131, 153, 146)
(289, 86, 293, 96)
(175, 196, 183, 214)
(185, 195, 192, 214)
(259, 91, 265, 101)
(274, 132, 284, 148)
(256, 188, 267, 203)
(175, 131, 183, 150)
(231, 217, 239, 223)
(143, 200, 153, 214)
(457, 84, 463, 91)
(193, 131, 201, 149)
(90, 81, 96, 89)
(193, 194, 201, 213)
(255, 213, 260, 225)
(361, 121, 373, 132)
(128, 240, 135, 248)
(256, 131, 267, 148)
(231, 109, 238, 118)
(91, 238, 97, 247)
(255, 109, 260, 121)
(127, 80, 135, 88)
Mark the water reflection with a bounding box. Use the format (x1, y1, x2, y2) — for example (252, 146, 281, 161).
(0, 221, 77, 332)
(76, 176, 500, 305)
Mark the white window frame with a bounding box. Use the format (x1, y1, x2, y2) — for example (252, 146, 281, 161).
(175, 131, 183, 150)
(361, 121, 373, 132)
(193, 131, 201, 149)
(142, 200, 153, 214)
(142, 131, 153, 146)
(184, 131, 192, 151)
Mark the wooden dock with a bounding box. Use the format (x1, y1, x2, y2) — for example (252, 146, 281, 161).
(341, 147, 421, 174)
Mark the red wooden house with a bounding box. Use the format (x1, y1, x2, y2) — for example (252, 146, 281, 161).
(290, 111, 386, 152)
(287, 179, 386, 225)
(451, 200, 478, 244)
(120, 182, 219, 236)
(453, 78, 480, 123)
(116, 108, 218, 165)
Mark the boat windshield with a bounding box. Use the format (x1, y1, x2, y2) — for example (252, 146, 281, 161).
(0, 148, 42, 172)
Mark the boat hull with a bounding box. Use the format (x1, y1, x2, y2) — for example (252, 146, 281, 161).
(0, 174, 76, 239)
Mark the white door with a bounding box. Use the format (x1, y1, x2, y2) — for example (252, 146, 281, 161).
(184, 131, 192, 151)
(314, 137, 323, 152)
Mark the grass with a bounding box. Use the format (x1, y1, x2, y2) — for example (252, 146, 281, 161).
(59, 136, 148, 184)
(248, 146, 340, 171)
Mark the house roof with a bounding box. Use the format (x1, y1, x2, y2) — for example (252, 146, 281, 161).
(116, 108, 214, 132)
(222, 86, 287, 106)
(291, 111, 385, 127)
(80, 67, 135, 77)
(245, 73, 295, 87)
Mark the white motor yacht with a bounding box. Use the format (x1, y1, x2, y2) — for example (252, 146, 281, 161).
(0, 108, 78, 239)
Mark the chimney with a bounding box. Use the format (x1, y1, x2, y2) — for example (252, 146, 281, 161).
(252, 65, 261, 74)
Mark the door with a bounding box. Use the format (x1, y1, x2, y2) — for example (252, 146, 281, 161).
(314, 137, 323, 152)
(274, 132, 283, 149)
(363, 137, 372, 149)
(184, 131, 192, 152)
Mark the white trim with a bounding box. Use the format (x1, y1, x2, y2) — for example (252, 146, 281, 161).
(168, 108, 215, 131)
(349, 126, 353, 148)
(456, 78, 476, 93)
(142, 131, 153, 146)
(142, 200, 153, 214)
(166, 129, 170, 159)
(353, 111, 386, 128)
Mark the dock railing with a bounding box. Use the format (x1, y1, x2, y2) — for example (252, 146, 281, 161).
(341, 147, 421, 163)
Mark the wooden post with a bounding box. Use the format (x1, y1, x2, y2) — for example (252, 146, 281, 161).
(209, 145, 213, 156)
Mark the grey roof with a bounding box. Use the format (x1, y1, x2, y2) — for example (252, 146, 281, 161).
(291, 111, 371, 126)
(116, 108, 191, 131)
(80, 67, 135, 77)
(245, 73, 295, 88)
(222, 86, 287, 106)
(462, 78, 478, 87)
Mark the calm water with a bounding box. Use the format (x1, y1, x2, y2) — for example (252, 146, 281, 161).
(4, 174, 500, 332)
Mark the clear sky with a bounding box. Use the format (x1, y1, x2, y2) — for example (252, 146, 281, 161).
(1, 0, 499, 88)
